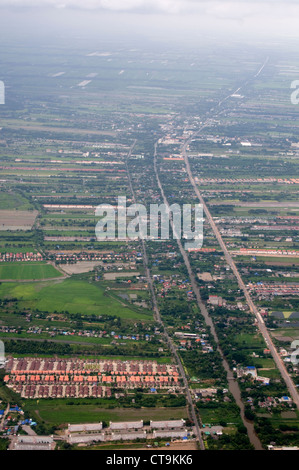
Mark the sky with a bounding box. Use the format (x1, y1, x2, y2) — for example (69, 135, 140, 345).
(0, 0, 299, 45)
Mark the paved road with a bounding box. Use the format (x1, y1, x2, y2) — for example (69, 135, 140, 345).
(125, 141, 205, 450)
(150, 56, 299, 449)
(0, 402, 10, 432)
(153, 143, 263, 450)
(180, 68, 299, 410)
(22, 424, 37, 436)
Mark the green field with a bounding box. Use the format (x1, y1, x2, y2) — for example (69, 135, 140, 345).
(0, 262, 62, 280)
(196, 403, 243, 426)
(234, 333, 266, 349)
(0, 278, 152, 320)
(255, 256, 299, 266)
(272, 328, 299, 341)
(23, 400, 187, 425)
(235, 255, 299, 266)
(0, 191, 34, 210)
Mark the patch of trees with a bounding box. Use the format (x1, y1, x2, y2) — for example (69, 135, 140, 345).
(180, 350, 226, 381)
(255, 417, 299, 447)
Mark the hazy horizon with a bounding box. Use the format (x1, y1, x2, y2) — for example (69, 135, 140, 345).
(1, 0, 299, 48)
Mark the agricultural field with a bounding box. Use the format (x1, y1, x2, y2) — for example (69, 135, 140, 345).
(196, 403, 243, 427)
(0, 192, 35, 211)
(23, 400, 187, 426)
(0, 262, 62, 280)
(0, 278, 152, 320)
(0, 210, 38, 230)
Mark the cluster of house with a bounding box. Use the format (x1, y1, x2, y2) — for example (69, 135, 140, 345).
(0, 405, 23, 435)
(4, 357, 181, 398)
(0, 252, 43, 262)
(247, 395, 293, 410)
(0, 325, 153, 343)
(49, 250, 139, 264)
(154, 274, 194, 300)
(6, 381, 112, 399)
(196, 178, 299, 185)
(174, 332, 213, 353)
(0, 250, 142, 265)
(236, 366, 271, 385)
(193, 387, 228, 401)
(235, 248, 299, 257)
(248, 282, 299, 297)
(219, 228, 244, 237)
(250, 224, 298, 231)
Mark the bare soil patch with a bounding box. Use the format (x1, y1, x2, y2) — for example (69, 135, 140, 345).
(0, 210, 38, 230)
(59, 261, 102, 275)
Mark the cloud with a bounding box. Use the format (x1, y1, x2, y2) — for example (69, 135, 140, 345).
(1, 0, 299, 39)
(0, 0, 298, 18)
(0, 0, 183, 12)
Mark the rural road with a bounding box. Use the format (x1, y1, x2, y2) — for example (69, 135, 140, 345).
(178, 58, 299, 410)
(153, 143, 263, 450)
(184, 149, 299, 409)
(0, 402, 10, 432)
(125, 141, 206, 450)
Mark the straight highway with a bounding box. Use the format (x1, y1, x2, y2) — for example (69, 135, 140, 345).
(179, 56, 299, 409)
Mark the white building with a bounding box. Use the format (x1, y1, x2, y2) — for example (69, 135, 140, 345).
(109, 420, 143, 430)
(69, 433, 105, 444)
(68, 423, 103, 433)
(153, 429, 188, 439)
(110, 431, 146, 441)
(13, 436, 54, 451)
(150, 419, 186, 429)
